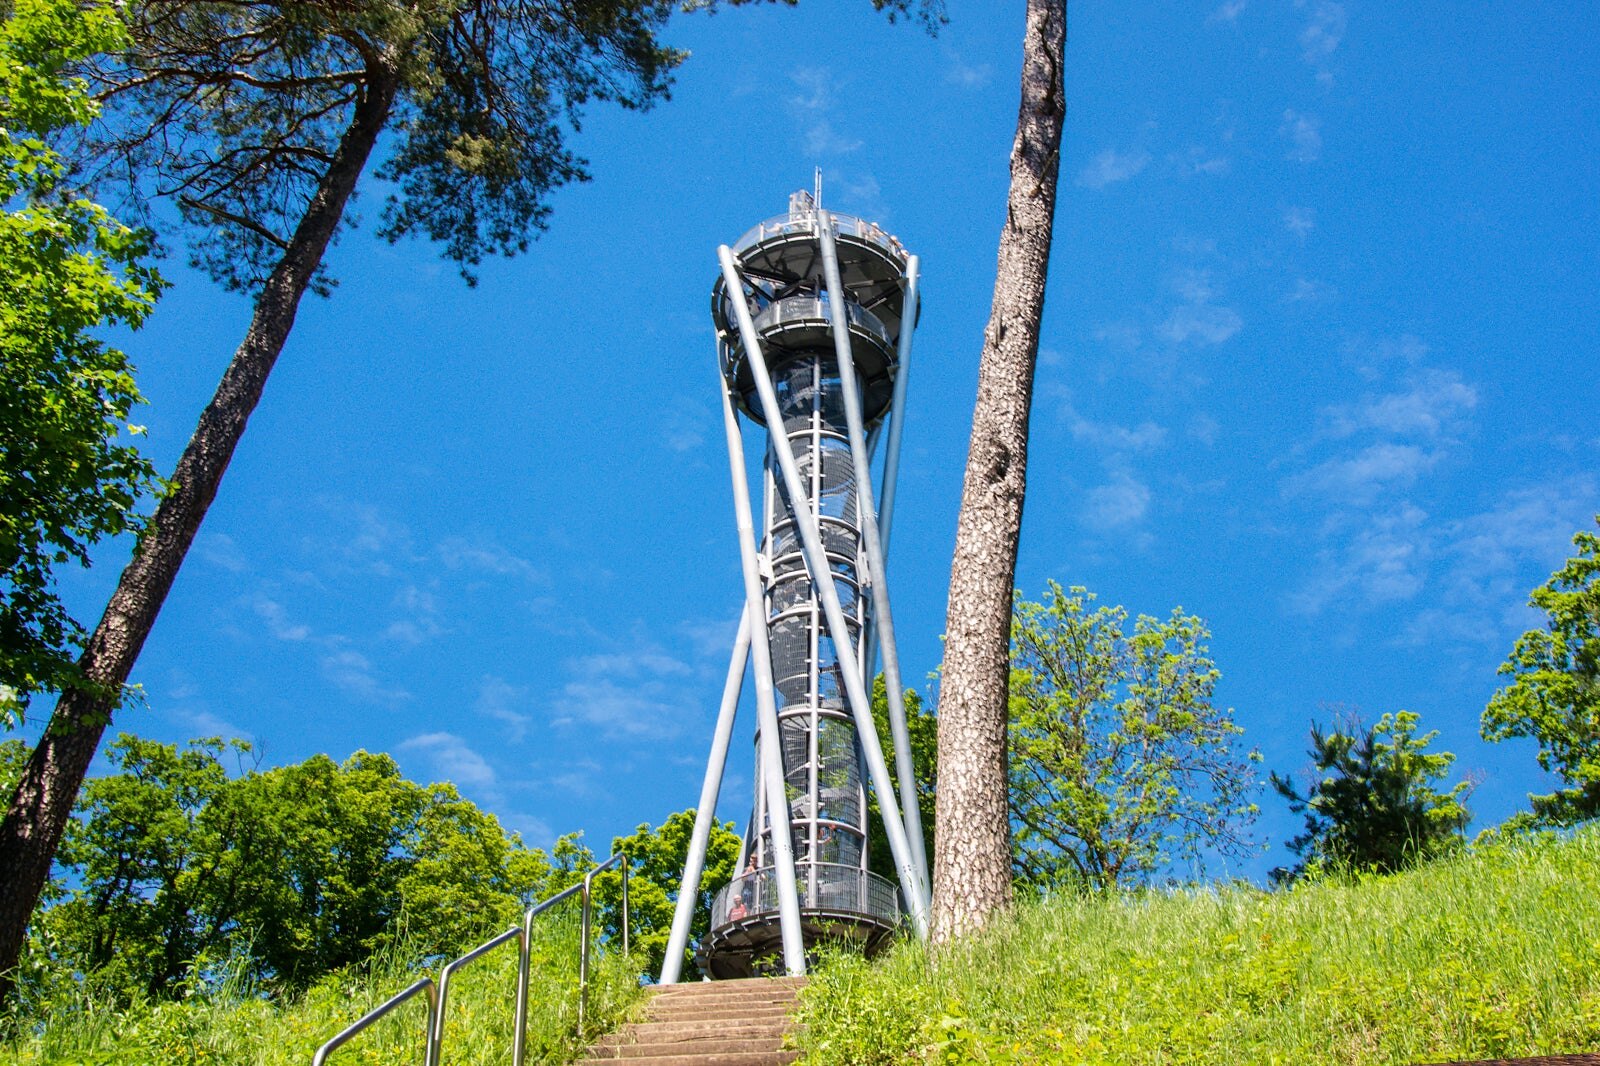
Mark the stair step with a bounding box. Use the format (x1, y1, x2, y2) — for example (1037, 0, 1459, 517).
(579, 1049, 796, 1056)
(585, 1036, 789, 1058)
(645, 1004, 798, 1022)
(580, 978, 807, 1066)
(647, 996, 798, 1015)
(601, 1019, 790, 1043)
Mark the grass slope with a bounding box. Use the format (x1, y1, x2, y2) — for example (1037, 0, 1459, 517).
(798, 829, 1600, 1064)
(5, 907, 643, 1065)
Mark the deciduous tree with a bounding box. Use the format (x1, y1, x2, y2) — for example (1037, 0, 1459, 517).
(592, 810, 740, 977)
(32, 735, 553, 1001)
(1008, 583, 1260, 891)
(867, 675, 935, 885)
(1272, 710, 1471, 881)
(1481, 518, 1600, 826)
(0, 0, 162, 728)
(932, 0, 1066, 943)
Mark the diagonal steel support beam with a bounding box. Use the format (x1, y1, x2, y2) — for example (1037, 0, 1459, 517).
(817, 213, 930, 902)
(717, 368, 807, 974)
(658, 606, 750, 984)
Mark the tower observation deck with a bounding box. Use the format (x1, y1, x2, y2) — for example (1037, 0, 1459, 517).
(659, 191, 931, 982)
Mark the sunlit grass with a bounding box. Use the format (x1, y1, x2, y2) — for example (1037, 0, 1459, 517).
(798, 827, 1600, 1064)
(5, 902, 645, 1065)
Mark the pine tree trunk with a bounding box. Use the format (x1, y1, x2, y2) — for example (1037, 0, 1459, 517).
(0, 64, 401, 1007)
(931, 0, 1066, 945)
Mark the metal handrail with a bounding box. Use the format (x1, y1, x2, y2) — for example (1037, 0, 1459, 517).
(577, 851, 630, 1035)
(311, 977, 438, 1066)
(313, 849, 630, 1066)
(431, 925, 524, 1065)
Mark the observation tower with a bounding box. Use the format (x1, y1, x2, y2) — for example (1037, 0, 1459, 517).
(659, 190, 931, 982)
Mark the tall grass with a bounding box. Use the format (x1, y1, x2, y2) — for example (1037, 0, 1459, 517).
(798, 828, 1600, 1064)
(4, 899, 645, 1065)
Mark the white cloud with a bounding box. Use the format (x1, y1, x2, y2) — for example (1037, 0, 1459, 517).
(1284, 206, 1316, 239)
(551, 677, 695, 738)
(437, 536, 542, 581)
(1322, 370, 1478, 440)
(1288, 442, 1443, 504)
(1084, 475, 1152, 530)
(789, 68, 861, 156)
(383, 584, 444, 646)
(1160, 304, 1243, 346)
(255, 597, 311, 642)
(1299, 1, 1347, 64)
(197, 532, 249, 573)
(476, 675, 534, 743)
(321, 646, 409, 705)
(1289, 503, 1429, 616)
(943, 45, 992, 88)
(401, 732, 497, 790)
(1077, 148, 1151, 189)
(1209, 0, 1247, 23)
(1286, 278, 1334, 303)
(1066, 409, 1168, 453)
(551, 644, 701, 738)
(1157, 270, 1243, 347)
(1094, 323, 1143, 353)
(1189, 414, 1221, 447)
(1281, 110, 1322, 162)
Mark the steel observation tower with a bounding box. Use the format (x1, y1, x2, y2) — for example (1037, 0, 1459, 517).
(659, 189, 930, 982)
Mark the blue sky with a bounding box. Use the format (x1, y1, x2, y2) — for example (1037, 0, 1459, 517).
(37, 0, 1600, 882)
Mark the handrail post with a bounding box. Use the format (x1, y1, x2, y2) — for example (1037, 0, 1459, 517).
(579, 869, 594, 1037)
(512, 906, 535, 1066)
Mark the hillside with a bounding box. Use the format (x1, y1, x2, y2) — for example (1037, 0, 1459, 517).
(796, 829, 1600, 1064)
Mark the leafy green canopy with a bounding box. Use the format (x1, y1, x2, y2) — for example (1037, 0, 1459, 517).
(589, 810, 739, 978)
(1272, 710, 1471, 882)
(866, 673, 936, 885)
(23, 735, 560, 1002)
(0, 0, 163, 725)
(8, 730, 736, 1002)
(1482, 517, 1600, 826)
(1007, 583, 1262, 891)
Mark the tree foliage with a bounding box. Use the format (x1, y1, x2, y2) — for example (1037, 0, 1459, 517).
(1272, 711, 1471, 881)
(590, 810, 740, 979)
(0, 0, 162, 725)
(1007, 583, 1262, 892)
(30, 735, 558, 1001)
(867, 674, 935, 886)
(1481, 518, 1600, 826)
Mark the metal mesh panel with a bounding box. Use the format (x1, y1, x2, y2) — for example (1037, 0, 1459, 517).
(815, 438, 857, 526)
(773, 359, 817, 430)
(816, 716, 862, 825)
(780, 717, 809, 777)
(768, 615, 810, 708)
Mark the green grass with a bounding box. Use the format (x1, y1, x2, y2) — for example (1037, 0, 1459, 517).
(4, 904, 645, 1065)
(797, 828, 1600, 1064)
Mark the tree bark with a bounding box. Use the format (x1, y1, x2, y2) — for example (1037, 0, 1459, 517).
(931, 0, 1066, 945)
(0, 63, 401, 1007)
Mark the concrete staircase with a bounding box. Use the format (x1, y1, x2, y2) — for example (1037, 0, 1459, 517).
(577, 976, 805, 1065)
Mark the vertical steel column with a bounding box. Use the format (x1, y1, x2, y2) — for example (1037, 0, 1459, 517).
(659, 607, 751, 984)
(718, 245, 929, 938)
(816, 213, 930, 903)
(717, 368, 807, 974)
(878, 254, 920, 555)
